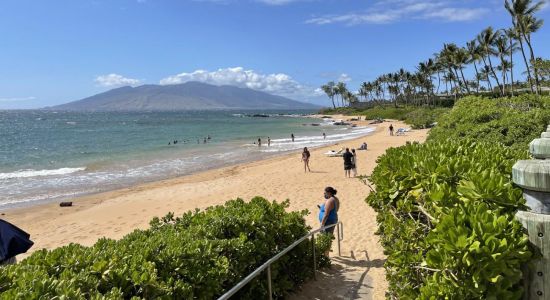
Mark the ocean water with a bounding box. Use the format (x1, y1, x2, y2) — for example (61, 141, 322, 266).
(0, 110, 374, 208)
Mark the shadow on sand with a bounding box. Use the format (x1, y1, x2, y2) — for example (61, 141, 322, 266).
(289, 250, 386, 300)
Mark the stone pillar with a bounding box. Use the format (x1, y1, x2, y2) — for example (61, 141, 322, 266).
(514, 125, 550, 299)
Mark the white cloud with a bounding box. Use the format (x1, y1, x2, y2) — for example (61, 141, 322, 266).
(95, 74, 141, 87)
(160, 67, 320, 99)
(0, 96, 36, 102)
(338, 73, 352, 82)
(306, 0, 489, 25)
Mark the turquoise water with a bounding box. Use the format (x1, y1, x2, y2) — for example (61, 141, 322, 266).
(0, 110, 374, 208)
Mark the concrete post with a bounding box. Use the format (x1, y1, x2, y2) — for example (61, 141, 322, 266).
(514, 124, 550, 299)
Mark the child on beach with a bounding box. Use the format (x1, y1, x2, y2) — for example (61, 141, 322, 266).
(302, 147, 311, 172)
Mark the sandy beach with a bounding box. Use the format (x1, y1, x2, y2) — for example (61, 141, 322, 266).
(3, 117, 428, 299)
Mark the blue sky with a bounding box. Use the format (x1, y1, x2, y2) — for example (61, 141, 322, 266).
(0, 0, 549, 109)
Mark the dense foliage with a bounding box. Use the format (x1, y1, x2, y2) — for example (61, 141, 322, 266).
(0, 198, 331, 299)
(429, 95, 550, 150)
(319, 106, 450, 129)
(367, 140, 532, 299)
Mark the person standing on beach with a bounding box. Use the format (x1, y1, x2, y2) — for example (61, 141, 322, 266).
(389, 124, 394, 136)
(351, 149, 357, 177)
(258, 138, 262, 147)
(302, 147, 311, 172)
(319, 186, 339, 236)
(342, 148, 353, 178)
(267, 137, 271, 146)
(291, 133, 295, 142)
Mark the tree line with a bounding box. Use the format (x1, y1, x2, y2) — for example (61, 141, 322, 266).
(321, 0, 548, 108)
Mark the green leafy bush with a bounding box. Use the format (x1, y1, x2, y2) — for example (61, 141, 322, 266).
(429, 95, 550, 150)
(0, 197, 330, 299)
(366, 139, 532, 299)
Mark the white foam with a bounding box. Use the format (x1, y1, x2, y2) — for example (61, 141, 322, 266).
(0, 167, 86, 180)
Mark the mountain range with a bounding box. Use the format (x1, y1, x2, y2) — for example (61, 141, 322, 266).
(49, 82, 319, 111)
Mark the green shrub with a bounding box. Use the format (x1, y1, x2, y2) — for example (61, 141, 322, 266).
(429, 95, 550, 150)
(0, 197, 330, 299)
(366, 139, 532, 299)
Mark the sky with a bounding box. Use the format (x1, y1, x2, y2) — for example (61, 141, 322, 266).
(0, 0, 549, 109)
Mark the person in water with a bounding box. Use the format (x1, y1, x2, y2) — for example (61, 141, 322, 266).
(323, 132, 326, 140)
(301, 147, 311, 172)
(319, 186, 339, 236)
(258, 138, 262, 147)
(267, 137, 271, 147)
(291, 133, 295, 142)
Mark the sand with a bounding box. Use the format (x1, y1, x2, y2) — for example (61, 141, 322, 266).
(3, 118, 428, 299)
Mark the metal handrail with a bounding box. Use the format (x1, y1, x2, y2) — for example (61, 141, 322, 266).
(218, 221, 344, 300)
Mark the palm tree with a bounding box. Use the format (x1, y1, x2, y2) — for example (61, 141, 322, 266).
(495, 34, 510, 92)
(466, 40, 483, 93)
(321, 81, 336, 109)
(477, 27, 504, 95)
(505, 0, 545, 93)
(519, 15, 544, 93)
(504, 28, 520, 95)
(335, 82, 347, 107)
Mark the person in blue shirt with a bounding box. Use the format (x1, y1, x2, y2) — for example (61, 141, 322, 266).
(319, 186, 339, 235)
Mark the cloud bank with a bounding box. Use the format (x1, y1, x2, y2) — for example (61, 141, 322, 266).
(95, 74, 142, 87)
(160, 67, 322, 99)
(306, 0, 489, 25)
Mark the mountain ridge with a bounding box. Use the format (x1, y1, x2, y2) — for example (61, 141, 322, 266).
(49, 82, 319, 111)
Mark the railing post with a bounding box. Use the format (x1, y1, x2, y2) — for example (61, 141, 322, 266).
(513, 124, 550, 299)
(337, 223, 341, 256)
(311, 233, 317, 280)
(266, 265, 273, 300)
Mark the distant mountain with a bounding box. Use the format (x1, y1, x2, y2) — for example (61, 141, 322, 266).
(49, 82, 319, 111)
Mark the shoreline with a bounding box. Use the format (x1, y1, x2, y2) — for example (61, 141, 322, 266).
(0, 113, 369, 210)
(4, 117, 428, 299)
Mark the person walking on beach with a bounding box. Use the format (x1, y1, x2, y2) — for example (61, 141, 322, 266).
(389, 124, 394, 136)
(342, 148, 353, 178)
(267, 137, 271, 147)
(302, 147, 311, 172)
(319, 186, 339, 237)
(351, 149, 357, 177)
(258, 138, 262, 147)
(291, 133, 295, 142)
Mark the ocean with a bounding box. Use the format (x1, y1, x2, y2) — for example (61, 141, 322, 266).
(0, 110, 374, 209)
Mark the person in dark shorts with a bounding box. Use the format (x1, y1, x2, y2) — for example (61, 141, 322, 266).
(342, 148, 353, 178)
(291, 133, 295, 142)
(319, 186, 339, 236)
(302, 147, 311, 172)
(389, 124, 394, 136)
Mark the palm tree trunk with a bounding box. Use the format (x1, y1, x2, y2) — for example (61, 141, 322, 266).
(481, 57, 493, 91)
(473, 61, 480, 93)
(499, 54, 507, 94)
(523, 33, 540, 95)
(487, 53, 503, 95)
(459, 68, 470, 94)
(330, 96, 336, 109)
(509, 39, 514, 96)
(517, 36, 534, 93)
